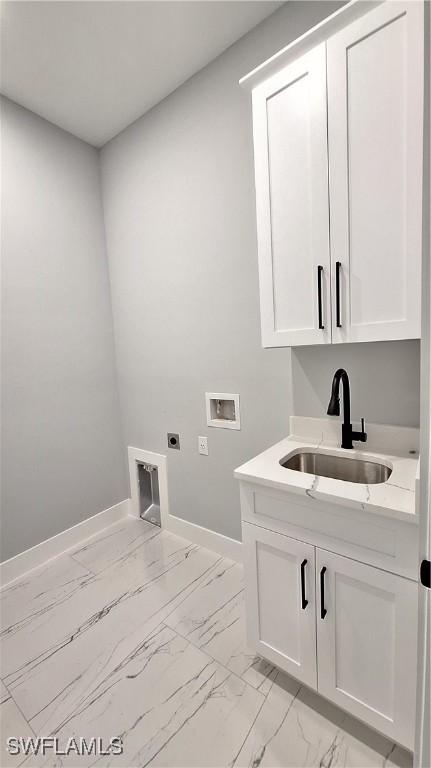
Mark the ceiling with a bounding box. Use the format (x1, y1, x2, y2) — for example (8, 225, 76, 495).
(1, 1, 283, 147)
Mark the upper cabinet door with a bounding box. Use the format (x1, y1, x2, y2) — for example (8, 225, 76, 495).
(252, 44, 331, 347)
(327, 2, 424, 343)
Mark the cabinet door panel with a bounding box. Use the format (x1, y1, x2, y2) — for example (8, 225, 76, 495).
(327, 1, 423, 342)
(316, 549, 418, 749)
(243, 523, 317, 688)
(253, 44, 331, 347)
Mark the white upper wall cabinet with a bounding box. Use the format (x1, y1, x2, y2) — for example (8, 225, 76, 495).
(246, 1, 423, 347)
(252, 44, 331, 347)
(327, 1, 424, 343)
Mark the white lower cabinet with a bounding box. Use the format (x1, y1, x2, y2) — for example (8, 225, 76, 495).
(243, 524, 317, 688)
(243, 522, 418, 749)
(316, 549, 418, 750)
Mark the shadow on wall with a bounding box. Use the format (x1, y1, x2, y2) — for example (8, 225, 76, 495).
(291, 339, 420, 428)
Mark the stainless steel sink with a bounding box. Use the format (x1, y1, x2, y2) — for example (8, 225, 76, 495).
(280, 451, 392, 484)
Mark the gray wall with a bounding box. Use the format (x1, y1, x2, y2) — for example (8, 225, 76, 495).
(292, 341, 420, 428)
(1, 97, 127, 561)
(100, 1, 346, 543)
(3, 1, 416, 554)
(101, 0, 420, 543)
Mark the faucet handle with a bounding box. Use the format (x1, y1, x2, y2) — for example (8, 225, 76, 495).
(352, 418, 367, 444)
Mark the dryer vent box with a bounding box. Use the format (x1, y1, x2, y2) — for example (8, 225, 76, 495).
(205, 393, 240, 430)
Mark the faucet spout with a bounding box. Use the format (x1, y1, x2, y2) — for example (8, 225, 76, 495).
(327, 368, 350, 421)
(326, 369, 366, 450)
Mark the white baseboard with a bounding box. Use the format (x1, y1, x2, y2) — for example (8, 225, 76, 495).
(164, 513, 243, 563)
(0, 499, 130, 588)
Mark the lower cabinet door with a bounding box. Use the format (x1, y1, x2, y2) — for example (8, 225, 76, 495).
(243, 523, 317, 688)
(316, 549, 418, 749)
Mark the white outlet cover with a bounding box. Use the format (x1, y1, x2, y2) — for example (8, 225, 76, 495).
(198, 436, 208, 455)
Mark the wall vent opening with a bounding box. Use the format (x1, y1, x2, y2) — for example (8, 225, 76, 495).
(138, 462, 161, 527)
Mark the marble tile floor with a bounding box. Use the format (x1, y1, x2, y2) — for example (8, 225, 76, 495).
(0, 517, 413, 768)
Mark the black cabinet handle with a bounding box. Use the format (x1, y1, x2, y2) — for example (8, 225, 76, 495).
(300, 559, 308, 610)
(317, 266, 324, 329)
(320, 567, 327, 619)
(336, 262, 342, 328)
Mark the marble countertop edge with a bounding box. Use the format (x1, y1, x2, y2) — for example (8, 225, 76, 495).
(234, 422, 419, 525)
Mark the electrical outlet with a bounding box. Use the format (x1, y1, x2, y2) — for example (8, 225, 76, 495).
(198, 436, 208, 455)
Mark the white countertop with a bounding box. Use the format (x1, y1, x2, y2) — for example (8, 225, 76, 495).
(234, 417, 420, 524)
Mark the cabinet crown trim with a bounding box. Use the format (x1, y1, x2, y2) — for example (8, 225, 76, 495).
(239, 0, 383, 91)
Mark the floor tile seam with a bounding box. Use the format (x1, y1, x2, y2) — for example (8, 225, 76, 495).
(1, 676, 38, 742)
(163, 621, 271, 702)
(67, 552, 98, 576)
(0, 549, 95, 594)
(229, 678, 270, 768)
(159, 554, 225, 625)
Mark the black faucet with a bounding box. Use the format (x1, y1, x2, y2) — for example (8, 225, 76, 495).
(327, 368, 367, 449)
